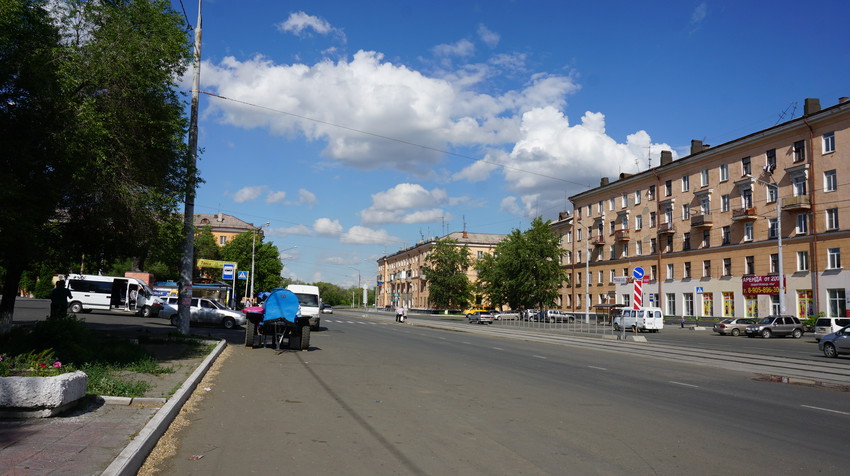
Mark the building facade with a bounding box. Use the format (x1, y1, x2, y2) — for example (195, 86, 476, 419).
(560, 97, 849, 320)
(193, 213, 260, 246)
(376, 231, 506, 310)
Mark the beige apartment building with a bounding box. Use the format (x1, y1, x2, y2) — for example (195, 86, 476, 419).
(376, 231, 506, 310)
(193, 213, 259, 246)
(561, 96, 850, 320)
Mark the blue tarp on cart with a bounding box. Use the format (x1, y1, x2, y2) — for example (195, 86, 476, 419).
(261, 288, 301, 323)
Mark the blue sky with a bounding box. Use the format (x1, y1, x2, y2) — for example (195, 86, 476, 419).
(172, 0, 850, 287)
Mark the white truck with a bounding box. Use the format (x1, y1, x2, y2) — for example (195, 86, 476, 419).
(65, 274, 164, 317)
(286, 284, 321, 331)
(613, 306, 664, 333)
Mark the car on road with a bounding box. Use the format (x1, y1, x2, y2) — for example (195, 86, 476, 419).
(321, 305, 334, 314)
(468, 311, 495, 325)
(161, 297, 246, 329)
(819, 326, 850, 358)
(463, 307, 491, 316)
(712, 318, 756, 336)
(745, 315, 805, 339)
(813, 317, 850, 342)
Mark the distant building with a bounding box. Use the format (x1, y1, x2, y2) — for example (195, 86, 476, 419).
(193, 213, 263, 246)
(376, 231, 506, 310)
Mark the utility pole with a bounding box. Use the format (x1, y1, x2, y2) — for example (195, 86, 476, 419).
(178, 0, 202, 334)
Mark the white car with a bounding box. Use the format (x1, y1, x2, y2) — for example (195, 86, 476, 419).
(161, 297, 246, 329)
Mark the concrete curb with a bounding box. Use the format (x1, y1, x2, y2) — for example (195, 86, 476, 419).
(102, 338, 227, 476)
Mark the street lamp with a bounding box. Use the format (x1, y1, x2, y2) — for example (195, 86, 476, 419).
(250, 221, 270, 302)
(759, 167, 785, 314)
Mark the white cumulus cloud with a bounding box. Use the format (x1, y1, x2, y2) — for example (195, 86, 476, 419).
(340, 225, 398, 245)
(313, 218, 343, 236)
(233, 185, 265, 203)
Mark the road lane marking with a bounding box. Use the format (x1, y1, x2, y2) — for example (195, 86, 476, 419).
(493, 347, 504, 350)
(588, 366, 607, 371)
(801, 405, 850, 415)
(532, 355, 547, 359)
(670, 381, 699, 388)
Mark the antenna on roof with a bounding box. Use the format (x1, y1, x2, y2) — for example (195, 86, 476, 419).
(776, 101, 798, 124)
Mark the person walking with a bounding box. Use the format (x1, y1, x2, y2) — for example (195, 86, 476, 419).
(681, 315, 685, 328)
(50, 280, 73, 318)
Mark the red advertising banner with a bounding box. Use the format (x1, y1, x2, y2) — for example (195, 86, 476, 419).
(742, 275, 780, 295)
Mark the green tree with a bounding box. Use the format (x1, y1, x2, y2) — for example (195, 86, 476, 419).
(0, 0, 191, 335)
(494, 217, 566, 312)
(474, 252, 507, 310)
(220, 232, 283, 298)
(422, 237, 472, 310)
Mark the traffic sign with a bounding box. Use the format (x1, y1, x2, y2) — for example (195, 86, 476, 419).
(695, 286, 704, 295)
(633, 267, 645, 279)
(222, 264, 235, 280)
(641, 276, 650, 283)
(238, 270, 248, 280)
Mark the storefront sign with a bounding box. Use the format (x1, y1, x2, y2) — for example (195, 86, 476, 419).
(742, 275, 780, 295)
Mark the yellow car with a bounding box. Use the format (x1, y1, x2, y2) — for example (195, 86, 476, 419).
(462, 307, 490, 315)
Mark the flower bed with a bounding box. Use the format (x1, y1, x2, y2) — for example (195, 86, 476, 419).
(0, 371, 88, 418)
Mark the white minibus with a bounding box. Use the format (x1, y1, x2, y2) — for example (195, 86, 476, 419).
(65, 274, 164, 317)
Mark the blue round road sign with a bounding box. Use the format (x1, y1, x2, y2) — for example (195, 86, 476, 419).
(633, 267, 645, 279)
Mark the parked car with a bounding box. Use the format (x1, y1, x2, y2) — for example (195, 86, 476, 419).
(463, 307, 491, 316)
(744, 315, 805, 338)
(321, 305, 334, 314)
(163, 297, 246, 329)
(814, 317, 850, 342)
(819, 326, 850, 358)
(496, 311, 519, 321)
(712, 318, 756, 336)
(468, 311, 495, 325)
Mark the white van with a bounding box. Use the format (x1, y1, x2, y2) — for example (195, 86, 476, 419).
(814, 317, 850, 342)
(65, 274, 163, 317)
(613, 307, 664, 333)
(286, 284, 321, 331)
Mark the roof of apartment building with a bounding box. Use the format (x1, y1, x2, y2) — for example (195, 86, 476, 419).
(379, 231, 507, 261)
(569, 96, 850, 203)
(193, 213, 257, 233)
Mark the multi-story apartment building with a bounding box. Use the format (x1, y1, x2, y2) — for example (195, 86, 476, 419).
(562, 96, 849, 320)
(193, 213, 260, 246)
(376, 231, 506, 310)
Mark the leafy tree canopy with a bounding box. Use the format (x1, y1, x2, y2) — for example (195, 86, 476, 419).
(423, 237, 472, 309)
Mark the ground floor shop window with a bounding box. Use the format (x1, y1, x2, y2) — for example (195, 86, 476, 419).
(828, 289, 847, 317)
(745, 296, 758, 318)
(683, 293, 694, 316)
(702, 292, 714, 317)
(797, 290, 813, 318)
(770, 295, 780, 315)
(666, 293, 676, 316)
(723, 292, 734, 317)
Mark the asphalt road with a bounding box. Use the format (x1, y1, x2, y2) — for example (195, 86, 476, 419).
(149, 309, 847, 475)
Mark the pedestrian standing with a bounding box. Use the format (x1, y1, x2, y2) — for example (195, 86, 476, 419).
(50, 280, 72, 318)
(680, 315, 685, 328)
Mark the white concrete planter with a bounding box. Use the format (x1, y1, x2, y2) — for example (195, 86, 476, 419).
(0, 370, 88, 418)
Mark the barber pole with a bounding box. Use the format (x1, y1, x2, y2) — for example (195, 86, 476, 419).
(633, 278, 643, 309)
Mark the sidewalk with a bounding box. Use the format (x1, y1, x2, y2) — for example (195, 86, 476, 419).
(0, 339, 226, 475)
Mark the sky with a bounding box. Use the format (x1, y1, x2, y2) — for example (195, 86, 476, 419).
(170, 0, 850, 288)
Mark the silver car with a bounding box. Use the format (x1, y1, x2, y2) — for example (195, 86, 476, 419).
(819, 326, 850, 358)
(712, 318, 756, 336)
(745, 315, 805, 339)
(163, 297, 246, 329)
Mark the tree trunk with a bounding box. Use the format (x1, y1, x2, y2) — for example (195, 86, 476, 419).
(0, 263, 24, 336)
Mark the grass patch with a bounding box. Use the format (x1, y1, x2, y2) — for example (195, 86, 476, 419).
(81, 362, 151, 397)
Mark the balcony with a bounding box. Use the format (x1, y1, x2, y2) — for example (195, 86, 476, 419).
(592, 236, 606, 246)
(732, 207, 758, 221)
(614, 228, 630, 242)
(781, 194, 811, 211)
(690, 213, 713, 228)
(658, 222, 676, 235)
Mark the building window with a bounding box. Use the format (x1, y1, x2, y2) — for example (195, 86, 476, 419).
(477, 251, 484, 259)
(770, 253, 779, 273)
(721, 194, 730, 212)
(682, 175, 690, 192)
(745, 256, 755, 275)
(666, 293, 676, 316)
(703, 260, 711, 278)
(635, 215, 643, 230)
(793, 140, 806, 162)
(723, 292, 735, 317)
(702, 229, 710, 248)
(682, 204, 690, 220)
(771, 295, 780, 315)
(683, 232, 691, 251)
(683, 262, 691, 279)
(828, 289, 847, 317)
(825, 170, 837, 192)
(598, 270, 603, 284)
(722, 226, 731, 245)
(635, 190, 642, 205)
(797, 250, 809, 271)
(648, 185, 656, 200)
(768, 218, 778, 239)
(650, 238, 657, 254)
(622, 243, 629, 258)
(650, 212, 657, 228)
(700, 197, 710, 215)
(823, 131, 835, 154)
(742, 189, 753, 208)
(609, 198, 615, 211)
(827, 248, 841, 269)
(683, 293, 694, 316)
(766, 184, 777, 203)
(577, 228, 583, 241)
(719, 163, 728, 182)
(622, 294, 630, 308)
(650, 265, 657, 281)
(742, 156, 751, 176)
(609, 245, 615, 260)
(666, 263, 674, 280)
(665, 180, 672, 197)
(797, 214, 809, 234)
(766, 149, 776, 169)
(700, 169, 709, 187)
(744, 222, 753, 242)
(636, 240, 643, 255)
(793, 176, 807, 196)
(666, 235, 673, 253)
(826, 208, 839, 230)
(621, 193, 628, 208)
(219, 236, 227, 246)
(609, 269, 616, 282)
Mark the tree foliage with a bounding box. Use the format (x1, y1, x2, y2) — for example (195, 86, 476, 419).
(477, 217, 565, 312)
(0, 0, 192, 334)
(423, 237, 472, 309)
(219, 232, 284, 298)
